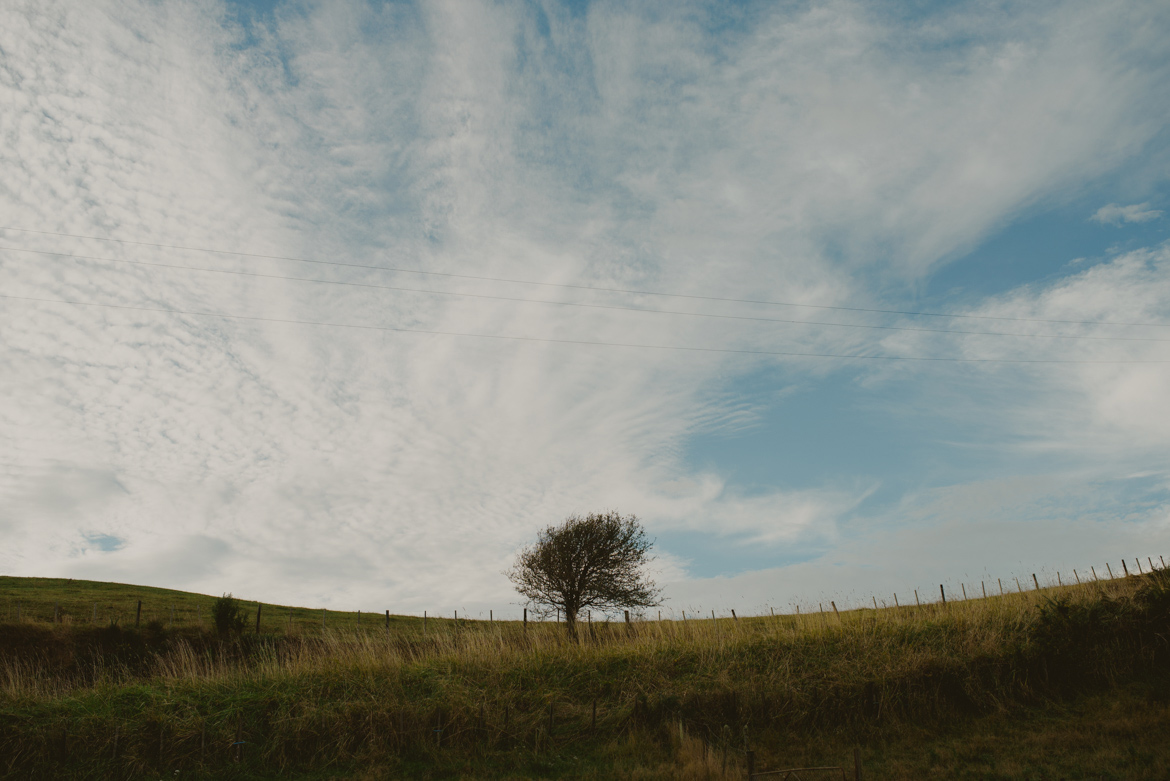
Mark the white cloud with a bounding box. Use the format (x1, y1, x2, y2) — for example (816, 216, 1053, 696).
(0, 0, 1168, 615)
(870, 242, 1170, 462)
(1091, 202, 1164, 225)
(663, 473, 1170, 616)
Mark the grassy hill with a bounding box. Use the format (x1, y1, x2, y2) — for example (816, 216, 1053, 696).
(0, 576, 433, 634)
(1, 571, 1169, 779)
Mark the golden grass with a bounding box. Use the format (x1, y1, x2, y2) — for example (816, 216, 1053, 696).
(0, 572, 1161, 778)
(0, 574, 1126, 701)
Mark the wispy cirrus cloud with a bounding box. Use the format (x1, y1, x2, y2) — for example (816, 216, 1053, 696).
(0, 0, 1168, 614)
(1091, 202, 1164, 225)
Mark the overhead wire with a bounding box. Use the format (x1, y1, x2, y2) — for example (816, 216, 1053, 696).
(3, 244, 1167, 343)
(3, 225, 1168, 328)
(3, 292, 1167, 364)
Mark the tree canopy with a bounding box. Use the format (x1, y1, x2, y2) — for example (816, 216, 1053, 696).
(507, 511, 661, 633)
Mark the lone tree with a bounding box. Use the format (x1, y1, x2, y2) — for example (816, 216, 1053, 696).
(507, 511, 661, 634)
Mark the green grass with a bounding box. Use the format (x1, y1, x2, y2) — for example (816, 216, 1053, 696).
(863, 682, 1170, 779)
(2, 571, 1169, 779)
(0, 576, 437, 634)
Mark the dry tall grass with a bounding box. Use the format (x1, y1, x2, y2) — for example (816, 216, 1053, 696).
(0, 572, 1162, 779)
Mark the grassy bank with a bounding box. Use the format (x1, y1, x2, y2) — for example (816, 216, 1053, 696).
(2, 570, 1169, 778)
(0, 576, 432, 635)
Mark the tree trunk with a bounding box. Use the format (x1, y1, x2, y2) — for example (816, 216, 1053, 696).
(564, 608, 578, 639)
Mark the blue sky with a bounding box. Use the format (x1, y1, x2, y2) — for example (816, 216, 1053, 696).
(1, 0, 1168, 616)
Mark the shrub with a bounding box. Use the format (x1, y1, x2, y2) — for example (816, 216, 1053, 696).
(212, 593, 247, 636)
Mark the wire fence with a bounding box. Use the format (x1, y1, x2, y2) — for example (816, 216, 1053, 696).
(2, 554, 1166, 633)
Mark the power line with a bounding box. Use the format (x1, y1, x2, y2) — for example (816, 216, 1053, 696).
(3, 293, 1167, 364)
(5, 244, 1167, 343)
(3, 225, 1167, 328)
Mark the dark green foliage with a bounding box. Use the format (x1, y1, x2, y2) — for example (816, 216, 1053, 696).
(1134, 568, 1170, 626)
(1030, 570, 1170, 691)
(1032, 591, 1128, 656)
(212, 592, 247, 636)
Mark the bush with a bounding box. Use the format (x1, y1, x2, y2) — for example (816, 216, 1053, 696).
(1031, 569, 1170, 689)
(1135, 569, 1170, 625)
(212, 593, 247, 636)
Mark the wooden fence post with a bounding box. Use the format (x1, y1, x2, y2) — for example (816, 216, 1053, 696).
(731, 609, 738, 621)
(982, 581, 987, 598)
(1136, 558, 1143, 575)
(998, 578, 1003, 595)
(893, 594, 899, 608)
(385, 610, 389, 630)
(939, 585, 946, 604)
(831, 601, 840, 620)
(872, 596, 878, 610)
(523, 608, 527, 629)
(961, 584, 967, 600)
(914, 591, 920, 607)
(322, 608, 326, 628)
(255, 603, 262, 634)
(1106, 563, 1114, 579)
(135, 600, 142, 628)
(1122, 560, 1129, 577)
(1092, 566, 1099, 580)
(625, 610, 631, 625)
(1032, 573, 1040, 590)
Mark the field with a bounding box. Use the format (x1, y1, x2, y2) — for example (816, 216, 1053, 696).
(2, 570, 1170, 779)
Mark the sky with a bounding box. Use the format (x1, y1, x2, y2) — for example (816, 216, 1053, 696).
(2, 0, 1169, 619)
